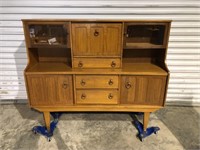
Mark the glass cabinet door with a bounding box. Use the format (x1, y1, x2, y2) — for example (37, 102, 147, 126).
(28, 23, 70, 47)
(124, 23, 167, 49)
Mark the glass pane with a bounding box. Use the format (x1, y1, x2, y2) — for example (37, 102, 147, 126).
(125, 25, 165, 47)
(28, 24, 67, 46)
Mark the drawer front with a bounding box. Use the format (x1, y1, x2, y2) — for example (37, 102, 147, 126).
(75, 75, 119, 89)
(76, 90, 118, 104)
(73, 58, 121, 68)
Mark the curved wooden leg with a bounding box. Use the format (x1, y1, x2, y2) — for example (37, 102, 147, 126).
(43, 111, 51, 132)
(143, 112, 150, 131)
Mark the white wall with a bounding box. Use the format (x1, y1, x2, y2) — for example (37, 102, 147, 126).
(0, 0, 200, 105)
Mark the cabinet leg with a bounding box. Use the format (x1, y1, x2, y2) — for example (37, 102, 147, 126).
(43, 112, 51, 132)
(143, 112, 150, 131)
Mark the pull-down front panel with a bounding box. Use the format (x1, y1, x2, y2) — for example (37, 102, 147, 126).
(71, 23, 122, 57)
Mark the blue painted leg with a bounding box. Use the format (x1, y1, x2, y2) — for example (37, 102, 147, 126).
(32, 112, 62, 142)
(132, 113, 160, 142)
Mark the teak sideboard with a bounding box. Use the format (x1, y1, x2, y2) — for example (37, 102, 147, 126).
(22, 19, 171, 132)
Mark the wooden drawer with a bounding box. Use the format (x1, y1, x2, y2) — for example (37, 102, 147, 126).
(73, 58, 121, 68)
(75, 75, 119, 89)
(76, 90, 118, 104)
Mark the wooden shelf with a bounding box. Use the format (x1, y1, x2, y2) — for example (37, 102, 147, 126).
(29, 44, 69, 48)
(26, 62, 72, 74)
(26, 62, 167, 76)
(121, 62, 167, 75)
(125, 43, 164, 49)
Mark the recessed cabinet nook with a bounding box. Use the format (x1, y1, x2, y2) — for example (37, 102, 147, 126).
(22, 19, 171, 134)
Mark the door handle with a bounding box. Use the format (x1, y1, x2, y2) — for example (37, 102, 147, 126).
(62, 82, 68, 89)
(94, 30, 99, 36)
(125, 82, 132, 89)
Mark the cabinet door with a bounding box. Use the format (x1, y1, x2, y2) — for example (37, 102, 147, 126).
(123, 23, 168, 49)
(26, 75, 73, 106)
(104, 24, 122, 56)
(26, 22, 70, 48)
(72, 23, 122, 56)
(121, 76, 167, 105)
(72, 24, 90, 56)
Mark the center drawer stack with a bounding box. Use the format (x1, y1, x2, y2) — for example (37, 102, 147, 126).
(71, 22, 122, 104)
(75, 75, 119, 104)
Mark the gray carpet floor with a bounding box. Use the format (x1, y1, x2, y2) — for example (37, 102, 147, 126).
(0, 104, 199, 150)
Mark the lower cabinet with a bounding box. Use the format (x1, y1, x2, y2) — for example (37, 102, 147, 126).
(26, 75, 73, 106)
(120, 76, 167, 105)
(26, 74, 167, 106)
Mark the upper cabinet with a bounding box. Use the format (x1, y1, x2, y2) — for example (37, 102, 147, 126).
(22, 20, 170, 71)
(123, 23, 169, 49)
(25, 22, 70, 48)
(72, 23, 122, 56)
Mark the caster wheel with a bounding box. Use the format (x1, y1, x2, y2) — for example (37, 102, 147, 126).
(140, 138, 144, 142)
(47, 137, 51, 142)
(154, 131, 158, 135)
(32, 128, 37, 134)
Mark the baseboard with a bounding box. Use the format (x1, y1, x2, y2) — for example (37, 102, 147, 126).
(166, 101, 200, 107)
(0, 99, 28, 104)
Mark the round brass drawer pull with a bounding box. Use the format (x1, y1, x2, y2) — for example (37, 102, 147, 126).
(81, 94, 86, 100)
(78, 61, 83, 68)
(111, 61, 116, 68)
(125, 82, 132, 89)
(62, 82, 68, 89)
(108, 79, 114, 85)
(94, 30, 99, 36)
(81, 80, 86, 86)
(108, 93, 113, 99)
